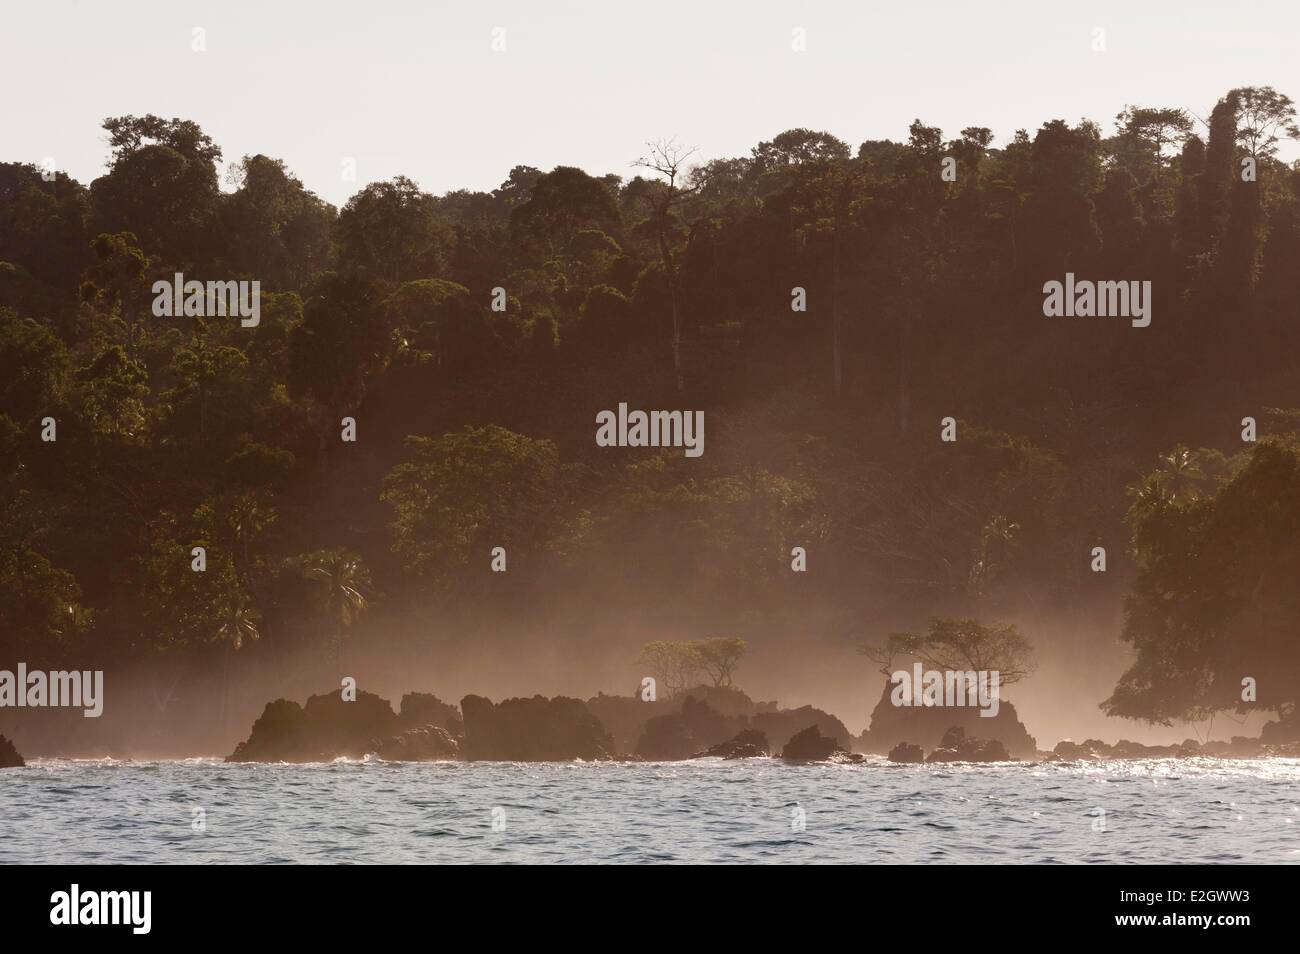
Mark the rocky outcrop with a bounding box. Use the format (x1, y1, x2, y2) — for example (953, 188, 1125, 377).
(228, 689, 466, 762)
(0, 734, 24, 768)
(591, 686, 776, 757)
(398, 693, 461, 734)
(635, 697, 747, 760)
(888, 741, 924, 763)
(780, 724, 843, 761)
(859, 679, 1038, 759)
(598, 686, 855, 760)
(374, 725, 459, 761)
(925, 726, 1011, 763)
(1049, 736, 1266, 760)
(753, 705, 854, 754)
(1261, 713, 1300, 745)
(227, 689, 400, 762)
(460, 694, 614, 761)
(680, 685, 777, 718)
(691, 728, 769, 759)
(585, 692, 673, 755)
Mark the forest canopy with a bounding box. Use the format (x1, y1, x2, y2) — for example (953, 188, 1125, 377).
(2, 92, 1299, 727)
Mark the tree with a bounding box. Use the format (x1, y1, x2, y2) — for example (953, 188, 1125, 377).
(635, 640, 704, 697)
(1105, 437, 1300, 725)
(632, 139, 700, 392)
(0, 311, 66, 425)
(380, 425, 563, 584)
(91, 116, 222, 266)
(695, 636, 747, 687)
(1113, 106, 1193, 183)
(74, 344, 149, 443)
(335, 176, 447, 284)
(1229, 86, 1300, 162)
(0, 546, 93, 662)
(510, 165, 620, 261)
(220, 154, 335, 289)
(301, 547, 370, 665)
(860, 618, 1036, 685)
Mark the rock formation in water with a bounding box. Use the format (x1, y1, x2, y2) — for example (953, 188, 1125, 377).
(780, 724, 845, 761)
(1047, 736, 1300, 760)
(459, 694, 614, 761)
(858, 679, 1038, 759)
(227, 690, 399, 762)
(925, 726, 1011, 762)
(0, 733, 24, 768)
(374, 725, 460, 761)
(227, 689, 465, 762)
(398, 692, 462, 735)
(586, 692, 675, 755)
(622, 686, 855, 760)
(753, 705, 854, 754)
(887, 741, 925, 763)
(690, 728, 770, 759)
(636, 697, 745, 760)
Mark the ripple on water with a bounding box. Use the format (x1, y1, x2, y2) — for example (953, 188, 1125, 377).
(2, 757, 1300, 863)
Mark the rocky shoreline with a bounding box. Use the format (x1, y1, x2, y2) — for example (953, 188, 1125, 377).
(211, 683, 1300, 766)
(5, 682, 1295, 767)
(0, 733, 24, 768)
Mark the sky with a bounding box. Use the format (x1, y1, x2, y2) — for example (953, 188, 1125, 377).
(2, 0, 1298, 207)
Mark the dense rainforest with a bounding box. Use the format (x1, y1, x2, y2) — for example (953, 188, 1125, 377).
(2, 87, 1299, 743)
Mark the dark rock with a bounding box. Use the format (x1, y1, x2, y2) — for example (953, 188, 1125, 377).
(1052, 738, 1113, 760)
(859, 678, 1037, 759)
(753, 705, 854, 754)
(586, 692, 673, 756)
(780, 724, 843, 761)
(1262, 713, 1300, 744)
(0, 734, 24, 768)
(460, 694, 614, 761)
(926, 726, 1011, 762)
(691, 728, 769, 759)
(227, 689, 399, 762)
(588, 686, 770, 757)
(680, 685, 778, 717)
(888, 741, 924, 764)
(607, 687, 856, 760)
(635, 697, 747, 761)
(398, 693, 461, 733)
(635, 712, 697, 761)
(374, 724, 459, 761)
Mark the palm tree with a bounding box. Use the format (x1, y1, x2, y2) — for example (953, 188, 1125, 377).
(214, 590, 261, 650)
(226, 492, 275, 586)
(1156, 445, 1207, 502)
(213, 587, 260, 727)
(302, 548, 370, 668)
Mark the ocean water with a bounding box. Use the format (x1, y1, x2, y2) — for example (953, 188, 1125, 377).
(3, 756, 1298, 864)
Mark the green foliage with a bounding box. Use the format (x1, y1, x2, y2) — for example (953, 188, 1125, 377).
(2, 98, 1299, 711)
(861, 618, 1035, 685)
(1106, 437, 1300, 723)
(381, 426, 564, 583)
(0, 546, 93, 661)
(635, 637, 748, 696)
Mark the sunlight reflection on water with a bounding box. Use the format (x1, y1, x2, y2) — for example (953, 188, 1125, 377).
(3, 757, 1298, 863)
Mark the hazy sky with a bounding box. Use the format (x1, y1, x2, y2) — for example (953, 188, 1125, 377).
(3, 0, 1298, 207)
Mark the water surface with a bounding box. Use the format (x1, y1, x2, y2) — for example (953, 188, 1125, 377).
(3, 757, 1297, 863)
